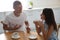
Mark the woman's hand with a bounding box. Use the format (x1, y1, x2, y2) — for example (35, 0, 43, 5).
(33, 21, 39, 25)
(33, 21, 41, 35)
(38, 21, 48, 40)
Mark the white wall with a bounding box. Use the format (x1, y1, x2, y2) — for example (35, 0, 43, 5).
(31, 0, 60, 8)
(0, 0, 30, 12)
(0, 12, 5, 33)
(0, 0, 60, 12)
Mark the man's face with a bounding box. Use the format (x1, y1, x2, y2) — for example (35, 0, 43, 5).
(14, 4, 22, 13)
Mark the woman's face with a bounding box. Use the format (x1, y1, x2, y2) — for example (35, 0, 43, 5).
(40, 13, 45, 20)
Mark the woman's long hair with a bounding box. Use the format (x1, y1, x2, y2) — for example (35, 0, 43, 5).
(42, 8, 57, 31)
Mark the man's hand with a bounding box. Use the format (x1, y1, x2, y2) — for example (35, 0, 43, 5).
(25, 21, 29, 26)
(1, 21, 21, 30)
(1, 21, 9, 30)
(14, 25, 21, 30)
(25, 21, 31, 33)
(26, 27, 31, 33)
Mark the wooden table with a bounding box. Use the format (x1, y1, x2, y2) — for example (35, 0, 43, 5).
(0, 31, 43, 40)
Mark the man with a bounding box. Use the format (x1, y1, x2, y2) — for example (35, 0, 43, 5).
(2, 1, 30, 32)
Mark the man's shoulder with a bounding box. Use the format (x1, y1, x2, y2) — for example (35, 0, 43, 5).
(6, 11, 13, 18)
(22, 11, 27, 16)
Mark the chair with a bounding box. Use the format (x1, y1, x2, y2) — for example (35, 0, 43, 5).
(58, 24, 60, 31)
(57, 24, 60, 38)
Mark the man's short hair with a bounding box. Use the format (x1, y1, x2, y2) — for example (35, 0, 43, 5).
(13, 1, 21, 8)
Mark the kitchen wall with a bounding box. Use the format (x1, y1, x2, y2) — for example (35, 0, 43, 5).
(31, 0, 60, 8)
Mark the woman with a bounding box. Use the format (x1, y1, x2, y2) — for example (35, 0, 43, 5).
(34, 8, 58, 40)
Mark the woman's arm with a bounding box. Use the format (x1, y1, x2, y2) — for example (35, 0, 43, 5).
(47, 25, 54, 39)
(38, 21, 54, 40)
(33, 21, 41, 35)
(38, 21, 47, 40)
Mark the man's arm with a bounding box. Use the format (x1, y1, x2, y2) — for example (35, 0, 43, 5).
(1, 21, 9, 30)
(25, 21, 31, 33)
(1, 21, 21, 30)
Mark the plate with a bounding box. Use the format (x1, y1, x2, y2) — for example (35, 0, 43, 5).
(28, 34, 37, 39)
(11, 32, 20, 39)
(11, 35, 20, 39)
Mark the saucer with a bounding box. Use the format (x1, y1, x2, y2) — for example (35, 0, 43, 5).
(11, 32, 20, 39)
(11, 35, 20, 39)
(28, 34, 37, 39)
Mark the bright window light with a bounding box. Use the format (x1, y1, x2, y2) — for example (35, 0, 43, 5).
(0, 0, 30, 12)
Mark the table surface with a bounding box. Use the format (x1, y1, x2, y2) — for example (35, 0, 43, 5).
(0, 31, 43, 40)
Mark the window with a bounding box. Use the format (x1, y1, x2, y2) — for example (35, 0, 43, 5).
(0, 0, 30, 12)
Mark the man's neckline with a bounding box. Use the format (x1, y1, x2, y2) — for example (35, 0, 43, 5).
(13, 11, 22, 17)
